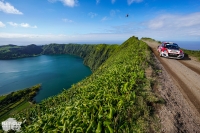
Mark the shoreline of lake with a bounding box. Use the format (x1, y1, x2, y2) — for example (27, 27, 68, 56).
(0, 55, 92, 103)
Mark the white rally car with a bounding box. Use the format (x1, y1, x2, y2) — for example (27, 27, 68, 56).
(157, 42, 184, 59)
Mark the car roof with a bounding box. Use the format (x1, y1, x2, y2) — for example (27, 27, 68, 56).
(162, 42, 174, 44)
(162, 42, 178, 45)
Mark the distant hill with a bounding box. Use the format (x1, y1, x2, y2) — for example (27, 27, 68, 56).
(0, 44, 43, 59)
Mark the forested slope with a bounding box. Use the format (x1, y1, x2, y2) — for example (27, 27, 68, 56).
(42, 44, 118, 71)
(16, 36, 162, 132)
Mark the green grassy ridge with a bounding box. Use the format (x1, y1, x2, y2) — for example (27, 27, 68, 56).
(16, 36, 161, 132)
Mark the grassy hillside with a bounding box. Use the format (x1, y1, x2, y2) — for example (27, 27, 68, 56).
(15, 36, 162, 132)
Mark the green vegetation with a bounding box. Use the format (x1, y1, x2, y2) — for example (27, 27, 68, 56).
(0, 43, 118, 72)
(0, 84, 41, 123)
(0, 95, 6, 101)
(0, 44, 43, 59)
(15, 36, 162, 132)
(42, 43, 118, 72)
(182, 49, 200, 61)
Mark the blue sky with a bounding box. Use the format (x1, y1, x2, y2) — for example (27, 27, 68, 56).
(0, 0, 200, 45)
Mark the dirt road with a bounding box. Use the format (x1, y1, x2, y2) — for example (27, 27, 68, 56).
(143, 40, 200, 132)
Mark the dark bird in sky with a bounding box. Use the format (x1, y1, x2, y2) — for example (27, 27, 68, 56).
(126, 14, 129, 17)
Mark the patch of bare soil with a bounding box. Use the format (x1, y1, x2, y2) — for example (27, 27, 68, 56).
(143, 40, 200, 133)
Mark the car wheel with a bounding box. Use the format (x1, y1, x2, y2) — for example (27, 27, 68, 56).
(160, 52, 162, 57)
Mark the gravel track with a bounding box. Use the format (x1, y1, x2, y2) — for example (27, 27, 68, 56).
(143, 40, 200, 133)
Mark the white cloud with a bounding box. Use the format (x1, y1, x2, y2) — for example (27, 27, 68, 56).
(48, 0, 78, 7)
(21, 23, 30, 28)
(0, 32, 128, 45)
(96, 0, 100, 4)
(0, 33, 39, 38)
(61, 0, 78, 7)
(99, 12, 200, 41)
(101, 16, 108, 21)
(127, 0, 143, 5)
(148, 20, 164, 29)
(0, 21, 5, 27)
(62, 18, 73, 22)
(110, 9, 120, 17)
(111, 0, 116, 4)
(7, 22, 37, 28)
(48, 0, 57, 3)
(96, 0, 116, 4)
(137, 12, 200, 40)
(0, 1, 23, 14)
(147, 12, 200, 29)
(32, 25, 37, 28)
(88, 12, 97, 18)
(20, 23, 37, 28)
(7, 22, 18, 27)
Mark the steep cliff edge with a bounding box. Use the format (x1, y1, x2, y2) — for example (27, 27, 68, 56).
(42, 43, 118, 72)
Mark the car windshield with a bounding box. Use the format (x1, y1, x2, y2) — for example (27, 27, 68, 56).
(165, 44, 179, 50)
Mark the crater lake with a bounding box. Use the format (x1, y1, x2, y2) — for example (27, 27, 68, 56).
(0, 55, 92, 102)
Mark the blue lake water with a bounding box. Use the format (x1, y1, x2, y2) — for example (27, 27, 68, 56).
(0, 55, 91, 102)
